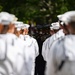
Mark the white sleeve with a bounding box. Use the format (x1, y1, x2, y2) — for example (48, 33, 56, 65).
(34, 40, 39, 57)
(0, 40, 6, 60)
(45, 40, 58, 75)
(42, 41, 47, 61)
(42, 38, 50, 61)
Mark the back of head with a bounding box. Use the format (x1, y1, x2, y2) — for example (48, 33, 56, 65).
(21, 24, 30, 35)
(58, 11, 75, 34)
(58, 11, 75, 25)
(13, 21, 24, 37)
(0, 12, 17, 34)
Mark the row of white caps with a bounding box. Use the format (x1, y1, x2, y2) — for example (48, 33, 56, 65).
(0, 12, 18, 25)
(50, 11, 75, 30)
(13, 21, 30, 31)
(0, 11, 30, 30)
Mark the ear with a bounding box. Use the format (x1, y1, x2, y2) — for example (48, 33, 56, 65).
(66, 24, 72, 30)
(66, 24, 72, 33)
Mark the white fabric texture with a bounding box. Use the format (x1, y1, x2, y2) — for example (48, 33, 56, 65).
(23, 35, 39, 75)
(0, 33, 25, 75)
(46, 34, 75, 75)
(42, 29, 65, 62)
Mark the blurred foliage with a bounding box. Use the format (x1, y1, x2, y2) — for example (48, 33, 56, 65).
(0, 0, 75, 24)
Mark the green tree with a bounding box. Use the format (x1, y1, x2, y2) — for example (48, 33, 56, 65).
(0, 0, 75, 24)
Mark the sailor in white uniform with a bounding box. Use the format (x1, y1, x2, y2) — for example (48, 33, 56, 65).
(0, 12, 18, 75)
(14, 21, 23, 37)
(0, 12, 25, 75)
(13, 21, 26, 51)
(19, 24, 27, 40)
(21, 24, 39, 75)
(46, 11, 75, 75)
(14, 22, 26, 75)
(42, 25, 55, 61)
(42, 22, 65, 62)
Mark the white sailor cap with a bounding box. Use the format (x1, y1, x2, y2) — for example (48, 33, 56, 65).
(24, 24, 30, 29)
(0, 12, 17, 25)
(10, 14, 18, 22)
(13, 21, 24, 31)
(22, 24, 30, 29)
(58, 11, 75, 25)
(0, 12, 9, 16)
(57, 14, 62, 19)
(51, 22, 60, 30)
(13, 21, 23, 27)
(57, 14, 65, 26)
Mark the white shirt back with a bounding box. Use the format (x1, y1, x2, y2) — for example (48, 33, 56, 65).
(46, 34, 75, 75)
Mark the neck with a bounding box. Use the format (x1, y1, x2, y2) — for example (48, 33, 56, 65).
(70, 32, 75, 35)
(7, 29, 14, 34)
(69, 27, 75, 35)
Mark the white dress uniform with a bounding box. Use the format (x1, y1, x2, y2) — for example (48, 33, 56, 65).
(0, 34, 25, 75)
(46, 35, 75, 75)
(19, 34, 24, 40)
(42, 29, 65, 62)
(42, 37, 50, 61)
(6, 33, 26, 75)
(23, 35, 39, 75)
(0, 33, 26, 75)
(0, 36, 14, 75)
(0, 12, 17, 75)
(0, 12, 25, 75)
(46, 11, 75, 75)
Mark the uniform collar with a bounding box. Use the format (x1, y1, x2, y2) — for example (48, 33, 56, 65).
(6, 33, 18, 39)
(24, 35, 30, 38)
